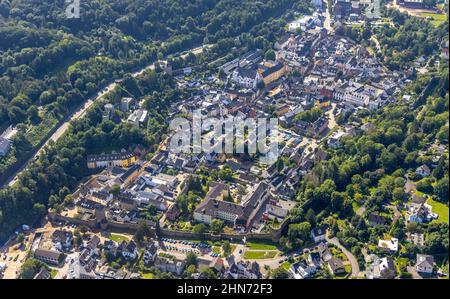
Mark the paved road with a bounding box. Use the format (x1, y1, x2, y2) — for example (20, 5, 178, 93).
(323, 0, 334, 33)
(327, 236, 361, 278)
(325, 103, 337, 130)
(388, 204, 402, 223)
(407, 266, 423, 279)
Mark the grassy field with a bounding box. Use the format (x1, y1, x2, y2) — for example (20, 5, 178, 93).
(141, 272, 154, 279)
(420, 12, 447, 27)
(212, 246, 221, 255)
(243, 250, 278, 260)
(281, 261, 291, 270)
(245, 241, 278, 250)
(344, 264, 352, 274)
(109, 234, 131, 243)
(427, 198, 449, 224)
(50, 269, 58, 279)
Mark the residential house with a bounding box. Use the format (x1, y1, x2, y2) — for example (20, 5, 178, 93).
(408, 202, 429, 223)
(226, 261, 262, 279)
(307, 252, 321, 268)
(378, 238, 399, 253)
(311, 225, 327, 243)
(290, 260, 316, 279)
(367, 213, 389, 227)
(379, 257, 397, 279)
(154, 255, 185, 276)
(51, 230, 73, 252)
(166, 204, 181, 222)
(143, 240, 158, 265)
(328, 257, 345, 275)
(328, 130, 347, 148)
(103, 240, 118, 256)
(415, 165, 431, 177)
(68, 259, 97, 279)
(416, 254, 434, 275)
(318, 242, 332, 262)
(86, 235, 100, 256)
(33, 267, 51, 279)
(118, 240, 138, 260)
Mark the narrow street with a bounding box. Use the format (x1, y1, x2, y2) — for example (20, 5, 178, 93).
(323, 1, 334, 33)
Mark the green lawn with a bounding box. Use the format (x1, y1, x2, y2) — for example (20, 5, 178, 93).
(344, 264, 351, 273)
(50, 269, 58, 279)
(246, 241, 278, 250)
(419, 12, 447, 27)
(141, 272, 154, 279)
(109, 234, 131, 243)
(212, 246, 221, 255)
(281, 261, 291, 270)
(427, 198, 449, 224)
(243, 251, 278, 260)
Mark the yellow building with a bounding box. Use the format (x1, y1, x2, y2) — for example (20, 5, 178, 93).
(87, 151, 136, 169)
(258, 62, 287, 86)
(315, 100, 331, 109)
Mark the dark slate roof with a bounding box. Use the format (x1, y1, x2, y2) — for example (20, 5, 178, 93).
(261, 63, 285, 78)
(34, 248, 62, 260)
(367, 213, 389, 226)
(311, 225, 327, 237)
(119, 164, 141, 181)
(87, 151, 134, 163)
(328, 257, 344, 272)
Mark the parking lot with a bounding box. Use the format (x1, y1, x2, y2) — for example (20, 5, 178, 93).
(158, 238, 221, 258)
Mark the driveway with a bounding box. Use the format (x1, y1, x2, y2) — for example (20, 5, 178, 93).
(327, 237, 361, 278)
(407, 266, 423, 279)
(387, 205, 402, 223)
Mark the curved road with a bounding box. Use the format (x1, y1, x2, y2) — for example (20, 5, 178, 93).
(327, 236, 361, 278)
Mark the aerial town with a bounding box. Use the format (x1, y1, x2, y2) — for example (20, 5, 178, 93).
(0, 0, 448, 282)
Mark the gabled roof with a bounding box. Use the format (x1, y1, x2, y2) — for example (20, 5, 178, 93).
(328, 257, 344, 272)
(367, 213, 389, 226)
(311, 225, 327, 237)
(416, 254, 434, 268)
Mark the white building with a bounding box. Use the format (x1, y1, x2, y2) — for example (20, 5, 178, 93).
(378, 238, 399, 252)
(127, 109, 148, 128)
(328, 130, 347, 148)
(231, 68, 262, 89)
